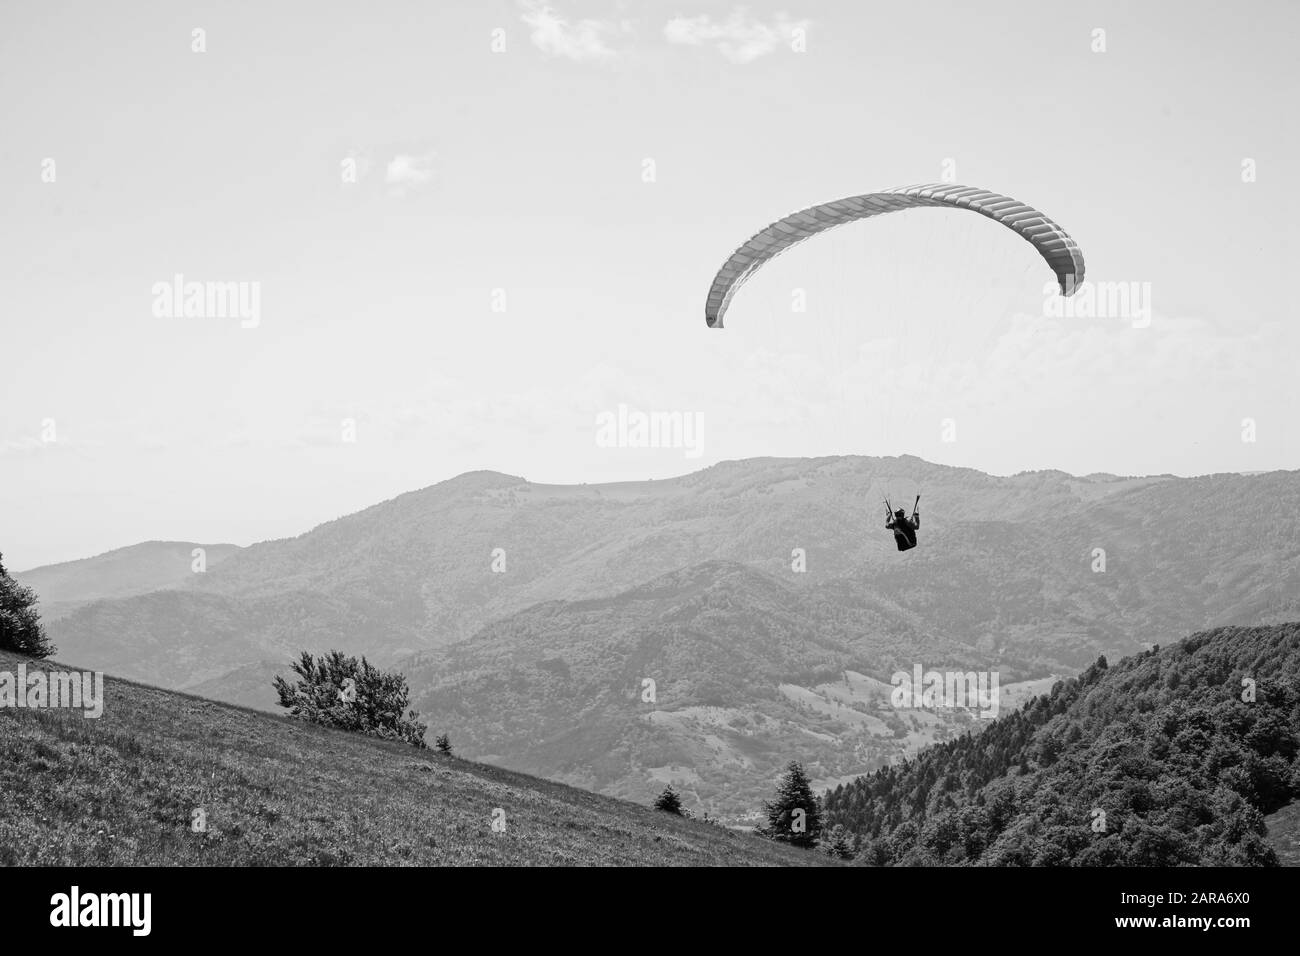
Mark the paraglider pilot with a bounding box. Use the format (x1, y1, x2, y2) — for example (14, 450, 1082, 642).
(885, 497, 920, 552)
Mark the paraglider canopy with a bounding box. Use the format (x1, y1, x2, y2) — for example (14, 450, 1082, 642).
(704, 183, 1085, 328)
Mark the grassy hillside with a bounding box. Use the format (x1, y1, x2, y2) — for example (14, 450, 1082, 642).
(0, 651, 833, 867)
(823, 623, 1300, 866)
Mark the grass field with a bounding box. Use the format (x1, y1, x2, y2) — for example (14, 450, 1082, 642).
(0, 651, 835, 866)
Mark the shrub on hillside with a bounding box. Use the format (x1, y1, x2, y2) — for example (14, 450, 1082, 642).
(273, 650, 428, 748)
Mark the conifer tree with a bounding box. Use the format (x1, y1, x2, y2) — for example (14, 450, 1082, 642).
(0, 552, 55, 659)
(764, 761, 823, 848)
(823, 824, 855, 859)
(653, 785, 684, 815)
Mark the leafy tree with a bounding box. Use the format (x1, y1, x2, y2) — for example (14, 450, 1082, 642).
(765, 761, 823, 848)
(855, 838, 889, 866)
(435, 733, 453, 755)
(653, 785, 684, 815)
(273, 650, 427, 748)
(0, 552, 55, 659)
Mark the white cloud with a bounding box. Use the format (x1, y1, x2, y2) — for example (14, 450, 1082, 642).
(385, 151, 436, 195)
(519, 1, 624, 62)
(664, 8, 808, 63)
(0, 437, 48, 456)
(0, 434, 103, 456)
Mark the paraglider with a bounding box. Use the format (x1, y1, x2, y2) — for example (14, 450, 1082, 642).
(700, 185, 1079, 557)
(703, 183, 1085, 328)
(884, 496, 920, 552)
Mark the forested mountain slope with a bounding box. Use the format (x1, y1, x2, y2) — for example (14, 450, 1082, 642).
(824, 624, 1300, 866)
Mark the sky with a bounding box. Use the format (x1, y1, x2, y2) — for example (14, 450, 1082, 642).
(2, 0, 1298, 569)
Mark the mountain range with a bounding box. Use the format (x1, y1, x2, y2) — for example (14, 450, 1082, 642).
(20, 457, 1300, 819)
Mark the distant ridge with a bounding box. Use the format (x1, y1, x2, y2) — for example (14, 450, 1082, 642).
(17, 540, 242, 621)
